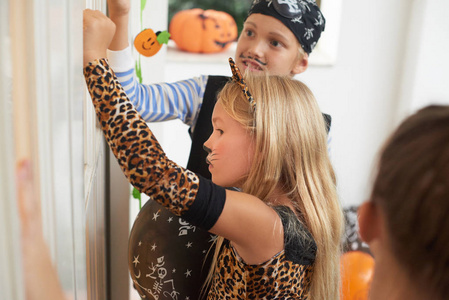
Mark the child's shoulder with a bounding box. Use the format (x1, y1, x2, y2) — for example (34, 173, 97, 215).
(273, 205, 317, 266)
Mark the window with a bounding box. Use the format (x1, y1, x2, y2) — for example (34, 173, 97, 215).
(168, 0, 252, 34)
(166, 0, 342, 66)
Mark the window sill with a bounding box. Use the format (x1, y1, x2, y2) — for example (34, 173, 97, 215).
(166, 40, 237, 64)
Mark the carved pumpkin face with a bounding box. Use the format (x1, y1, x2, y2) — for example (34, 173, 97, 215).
(169, 8, 238, 53)
(134, 29, 163, 57)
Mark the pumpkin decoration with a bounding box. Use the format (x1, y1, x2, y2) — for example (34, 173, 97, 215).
(340, 251, 375, 300)
(134, 29, 170, 57)
(169, 8, 238, 53)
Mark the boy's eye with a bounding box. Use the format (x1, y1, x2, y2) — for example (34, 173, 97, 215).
(245, 29, 254, 37)
(271, 40, 282, 47)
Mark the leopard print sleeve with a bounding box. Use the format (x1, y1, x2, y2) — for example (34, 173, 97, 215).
(84, 58, 200, 216)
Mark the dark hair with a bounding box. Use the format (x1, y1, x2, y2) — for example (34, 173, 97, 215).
(371, 105, 449, 299)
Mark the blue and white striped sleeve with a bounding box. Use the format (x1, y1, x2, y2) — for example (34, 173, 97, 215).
(107, 47, 208, 127)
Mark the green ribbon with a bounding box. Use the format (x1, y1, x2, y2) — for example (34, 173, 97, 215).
(132, 0, 148, 210)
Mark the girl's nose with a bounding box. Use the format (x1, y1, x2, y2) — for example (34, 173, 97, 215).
(203, 144, 212, 154)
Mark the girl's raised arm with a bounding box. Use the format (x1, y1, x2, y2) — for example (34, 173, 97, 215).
(83, 57, 285, 265)
(107, 0, 130, 51)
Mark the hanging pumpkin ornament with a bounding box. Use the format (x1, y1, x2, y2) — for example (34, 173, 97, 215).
(340, 251, 375, 300)
(134, 29, 170, 57)
(169, 8, 238, 53)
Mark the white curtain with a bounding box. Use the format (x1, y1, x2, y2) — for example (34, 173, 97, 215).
(0, 0, 109, 299)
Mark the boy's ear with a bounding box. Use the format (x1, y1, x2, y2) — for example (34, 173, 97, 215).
(292, 52, 309, 75)
(358, 201, 382, 244)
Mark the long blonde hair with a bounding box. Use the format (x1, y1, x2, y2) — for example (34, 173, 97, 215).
(204, 73, 343, 299)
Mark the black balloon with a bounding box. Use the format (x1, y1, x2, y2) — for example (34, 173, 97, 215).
(128, 199, 216, 300)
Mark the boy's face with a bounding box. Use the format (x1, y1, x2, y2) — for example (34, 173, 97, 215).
(235, 13, 308, 77)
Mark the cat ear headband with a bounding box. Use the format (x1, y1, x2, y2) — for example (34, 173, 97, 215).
(228, 57, 256, 112)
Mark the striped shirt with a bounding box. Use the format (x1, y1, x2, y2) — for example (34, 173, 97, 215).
(107, 47, 208, 130)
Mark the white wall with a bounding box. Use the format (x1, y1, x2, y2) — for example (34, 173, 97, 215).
(302, 0, 413, 206)
(154, 0, 449, 207)
(396, 0, 449, 121)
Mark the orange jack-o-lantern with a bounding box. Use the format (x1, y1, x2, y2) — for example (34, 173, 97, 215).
(340, 251, 375, 300)
(169, 8, 238, 53)
(134, 29, 170, 57)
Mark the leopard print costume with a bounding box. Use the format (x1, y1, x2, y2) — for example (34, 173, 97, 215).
(209, 205, 315, 299)
(210, 242, 313, 299)
(84, 58, 199, 216)
(84, 58, 315, 299)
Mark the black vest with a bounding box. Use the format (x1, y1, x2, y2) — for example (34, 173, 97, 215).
(186, 75, 332, 179)
(187, 76, 230, 179)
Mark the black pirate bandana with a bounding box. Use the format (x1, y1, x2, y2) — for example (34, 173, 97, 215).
(247, 0, 325, 54)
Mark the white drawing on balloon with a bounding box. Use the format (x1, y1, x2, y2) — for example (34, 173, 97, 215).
(185, 269, 192, 277)
(133, 255, 140, 267)
(209, 234, 218, 243)
(178, 218, 197, 236)
(132, 256, 181, 300)
(146, 256, 167, 280)
(152, 210, 161, 221)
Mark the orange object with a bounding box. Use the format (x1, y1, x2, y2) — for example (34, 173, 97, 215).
(340, 251, 375, 300)
(169, 8, 238, 53)
(134, 29, 170, 57)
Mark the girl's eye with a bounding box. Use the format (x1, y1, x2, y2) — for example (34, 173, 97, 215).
(217, 129, 224, 135)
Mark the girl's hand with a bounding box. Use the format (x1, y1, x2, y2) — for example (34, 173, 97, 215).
(107, 0, 131, 50)
(83, 9, 116, 65)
